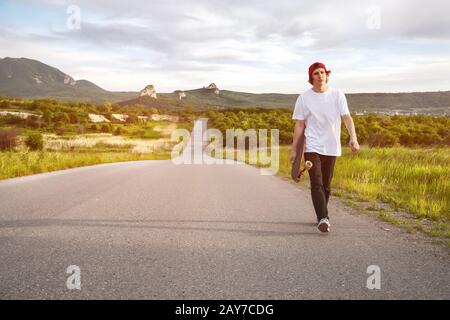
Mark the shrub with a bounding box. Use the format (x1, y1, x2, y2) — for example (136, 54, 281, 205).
(76, 125, 85, 134)
(54, 122, 66, 135)
(113, 126, 123, 136)
(69, 113, 79, 124)
(25, 132, 44, 151)
(42, 110, 53, 125)
(4, 114, 23, 125)
(0, 100, 11, 108)
(134, 129, 146, 138)
(52, 112, 69, 123)
(367, 129, 399, 147)
(25, 115, 41, 129)
(126, 114, 138, 124)
(0, 128, 19, 151)
(101, 124, 111, 133)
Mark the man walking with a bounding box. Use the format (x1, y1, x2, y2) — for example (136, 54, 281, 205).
(290, 62, 359, 233)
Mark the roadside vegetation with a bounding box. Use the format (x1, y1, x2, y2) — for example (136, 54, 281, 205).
(0, 96, 194, 179)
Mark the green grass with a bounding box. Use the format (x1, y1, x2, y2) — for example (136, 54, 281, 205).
(333, 146, 449, 222)
(0, 149, 171, 180)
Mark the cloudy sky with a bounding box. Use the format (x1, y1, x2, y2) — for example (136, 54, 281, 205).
(1, 0, 450, 93)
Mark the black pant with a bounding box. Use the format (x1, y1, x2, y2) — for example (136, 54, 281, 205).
(304, 152, 337, 222)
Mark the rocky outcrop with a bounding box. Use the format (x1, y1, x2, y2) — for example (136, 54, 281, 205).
(139, 84, 157, 99)
(0, 110, 42, 119)
(151, 114, 179, 122)
(204, 83, 219, 94)
(88, 114, 110, 123)
(111, 113, 129, 122)
(63, 74, 76, 85)
(174, 90, 186, 100)
(33, 75, 42, 84)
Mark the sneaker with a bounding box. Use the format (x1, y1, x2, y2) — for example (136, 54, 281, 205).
(317, 218, 330, 233)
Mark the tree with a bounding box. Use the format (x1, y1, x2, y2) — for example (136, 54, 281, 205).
(69, 113, 79, 124)
(126, 114, 138, 124)
(98, 103, 112, 113)
(367, 128, 399, 147)
(111, 104, 121, 112)
(53, 112, 70, 123)
(42, 110, 53, 126)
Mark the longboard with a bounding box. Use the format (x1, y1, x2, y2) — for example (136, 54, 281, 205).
(291, 131, 313, 182)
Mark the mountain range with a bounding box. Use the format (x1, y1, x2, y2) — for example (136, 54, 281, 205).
(0, 57, 136, 103)
(1, 57, 449, 114)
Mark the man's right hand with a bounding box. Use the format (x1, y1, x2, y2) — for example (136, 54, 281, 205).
(289, 149, 297, 164)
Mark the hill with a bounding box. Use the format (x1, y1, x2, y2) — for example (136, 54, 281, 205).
(0, 57, 136, 103)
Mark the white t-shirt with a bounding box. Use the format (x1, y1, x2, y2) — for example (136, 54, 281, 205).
(292, 87, 350, 156)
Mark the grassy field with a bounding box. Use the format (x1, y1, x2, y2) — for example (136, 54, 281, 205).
(221, 145, 450, 242)
(0, 122, 186, 180)
(0, 149, 171, 180)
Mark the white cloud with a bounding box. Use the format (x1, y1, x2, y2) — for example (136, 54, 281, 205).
(2, 0, 450, 93)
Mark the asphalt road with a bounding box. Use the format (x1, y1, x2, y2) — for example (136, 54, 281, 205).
(0, 157, 449, 299)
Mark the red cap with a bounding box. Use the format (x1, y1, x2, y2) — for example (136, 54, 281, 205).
(308, 62, 330, 84)
(308, 62, 328, 79)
